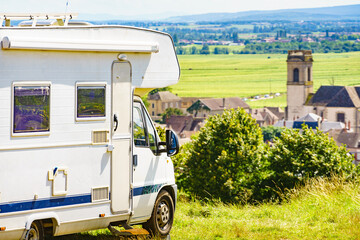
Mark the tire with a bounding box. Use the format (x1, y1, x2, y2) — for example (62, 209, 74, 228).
(143, 190, 174, 238)
(25, 221, 44, 240)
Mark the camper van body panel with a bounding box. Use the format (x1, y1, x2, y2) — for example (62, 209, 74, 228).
(0, 25, 179, 239)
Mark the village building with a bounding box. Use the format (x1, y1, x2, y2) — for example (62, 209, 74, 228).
(166, 115, 205, 143)
(265, 107, 285, 120)
(327, 129, 360, 165)
(276, 113, 345, 131)
(251, 108, 280, 127)
(187, 97, 250, 118)
(180, 97, 200, 113)
(286, 50, 360, 132)
(148, 91, 181, 117)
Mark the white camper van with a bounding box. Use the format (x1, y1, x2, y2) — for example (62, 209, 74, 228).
(0, 14, 180, 240)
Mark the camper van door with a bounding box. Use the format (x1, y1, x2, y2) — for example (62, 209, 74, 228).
(111, 61, 132, 213)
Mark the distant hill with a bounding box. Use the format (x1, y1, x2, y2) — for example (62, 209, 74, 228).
(166, 4, 360, 22)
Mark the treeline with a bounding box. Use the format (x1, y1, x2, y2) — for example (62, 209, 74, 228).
(176, 45, 230, 55)
(241, 41, 360, 54)
(176, 40, 360, 55)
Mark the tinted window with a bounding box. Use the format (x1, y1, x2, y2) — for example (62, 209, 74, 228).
(14, 86, 50, 133)
(77, 86, 105, 118)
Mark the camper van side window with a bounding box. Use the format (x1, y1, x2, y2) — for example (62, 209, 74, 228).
(13, 86, 50, 134)
(133, 103, 147, 147)
(144, 109, 158, 154)
(77, 86, 106, 118)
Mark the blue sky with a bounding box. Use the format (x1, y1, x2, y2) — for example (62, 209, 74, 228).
(1, 0, 359, 19)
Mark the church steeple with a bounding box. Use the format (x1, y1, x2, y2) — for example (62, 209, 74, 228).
(286, 50, 314, 120)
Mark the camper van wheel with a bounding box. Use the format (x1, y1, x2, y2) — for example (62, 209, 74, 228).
(143, 190, 174, 238)
(26, 221, 44, 240)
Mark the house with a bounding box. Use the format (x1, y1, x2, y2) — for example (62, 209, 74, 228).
(166, 115, 205, 143)
(180, 97, 200, 113)
(275, 113, 345, 131)
(187, 97, 250, 118)
(148, 91, 181, 117)
(251, 108, 279, 127)
(327, 129, 360, 165)
(286, 50, 360, 132)
(265, 107, 285, 120)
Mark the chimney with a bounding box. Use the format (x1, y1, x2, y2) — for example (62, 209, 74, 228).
(222, 98, 226, 109)
(348, 120, 351, 130)
(283, 120, 286, 127)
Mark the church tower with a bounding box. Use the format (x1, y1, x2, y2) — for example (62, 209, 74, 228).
(286, 50, 314, 120)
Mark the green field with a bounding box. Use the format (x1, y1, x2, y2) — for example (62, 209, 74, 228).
(172, 52, 360, 108)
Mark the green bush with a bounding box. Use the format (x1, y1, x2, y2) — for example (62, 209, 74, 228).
(261, 125, 283, 142)
(183, 108, 265, 203)
(174, 110, 359, 203)
(260, 125, 357, 201)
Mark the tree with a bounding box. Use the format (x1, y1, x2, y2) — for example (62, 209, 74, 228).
(173, 34, 178, 44)
(232, 32, 239, 43)
(148, 87, 172, 95)
(161, 108, 183, 123)
(184, 108, 265, 203)
(200, 44, 210, 55)
(190, 46, 198, 54)
(261, 126, 283, 142)
(176, 46, 186, 55)
(260, 125, 356, 200)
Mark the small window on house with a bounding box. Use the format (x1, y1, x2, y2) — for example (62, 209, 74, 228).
(337, 113, 345, 123)
(13, 85, 50, 134)
(77, 85, 106, 119)
(308, 67, 311, 81)
(152, 103, 155, 108)
(152, 111, 155, 116)
(293, 68, 299, 82)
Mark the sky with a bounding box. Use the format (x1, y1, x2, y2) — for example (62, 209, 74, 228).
(1, 0, 359, 19)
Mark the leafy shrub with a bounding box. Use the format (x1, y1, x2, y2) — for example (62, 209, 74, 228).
(183, 108, 265, 203)
(259, 125, 357, 201)
(261, 125, 283, 142)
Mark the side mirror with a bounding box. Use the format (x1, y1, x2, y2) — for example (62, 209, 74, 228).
(166, 130, 180, 156)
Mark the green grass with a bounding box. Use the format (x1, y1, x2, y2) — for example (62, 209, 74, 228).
(172, 52, 360, 108)
(51, 177, 360, 240)
(247, 94, 287, 108)
(171, 177, 360, 240)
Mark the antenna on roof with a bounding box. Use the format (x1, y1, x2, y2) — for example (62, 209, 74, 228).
(65, 1, 70, 17)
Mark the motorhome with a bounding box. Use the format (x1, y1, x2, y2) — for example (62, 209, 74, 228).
(0, 13, 180, 240)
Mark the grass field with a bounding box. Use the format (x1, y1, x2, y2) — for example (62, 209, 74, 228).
(51, 177, 360, 240)
(172, 52, 360, 108)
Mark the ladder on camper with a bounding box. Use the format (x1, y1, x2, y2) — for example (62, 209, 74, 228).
(0, 13, 78, 27)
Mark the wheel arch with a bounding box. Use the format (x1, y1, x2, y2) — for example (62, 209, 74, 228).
(24, 212, 60, 237)
(25, 212, 60, 230)
(159, 184, 177, 210)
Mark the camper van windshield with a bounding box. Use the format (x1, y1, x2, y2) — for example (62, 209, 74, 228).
(13, 86, 50, 133)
